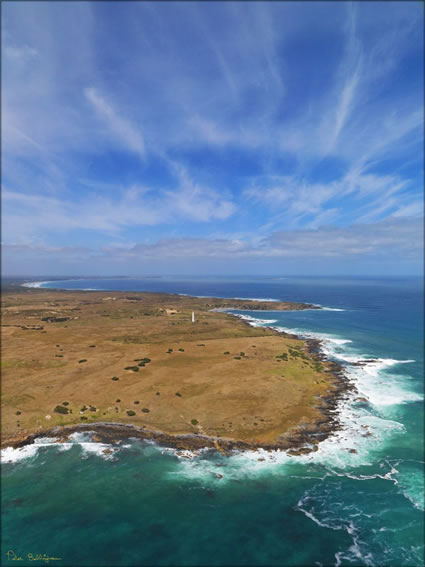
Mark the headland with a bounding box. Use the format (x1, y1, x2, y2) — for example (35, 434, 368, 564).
(1, 287, 351, 454)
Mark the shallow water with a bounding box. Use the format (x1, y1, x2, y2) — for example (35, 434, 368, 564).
(3, 276, 424, 566)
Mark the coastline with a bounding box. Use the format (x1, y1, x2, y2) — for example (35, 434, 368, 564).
(2, 295, 353, 455)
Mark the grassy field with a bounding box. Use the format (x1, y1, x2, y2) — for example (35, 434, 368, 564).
(1, 290, 335, 447)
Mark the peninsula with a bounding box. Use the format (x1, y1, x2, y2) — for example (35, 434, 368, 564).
(1, 289, 348, 453)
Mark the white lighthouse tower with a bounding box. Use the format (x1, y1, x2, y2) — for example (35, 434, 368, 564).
(191, 311, 195, 323)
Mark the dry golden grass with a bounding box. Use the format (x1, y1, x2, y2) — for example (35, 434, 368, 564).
(1, 290, 333, 447)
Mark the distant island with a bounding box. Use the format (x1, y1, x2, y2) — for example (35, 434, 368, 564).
(1, 288, 349, 454)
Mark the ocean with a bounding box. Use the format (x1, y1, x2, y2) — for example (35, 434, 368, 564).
(2, 276, 424, 566)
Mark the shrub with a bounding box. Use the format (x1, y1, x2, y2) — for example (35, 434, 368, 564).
(78, 359, 87, 363)
(224, 351, 230, 355)
(55, 354, 64, 357)
(276, 353, 288, 361)
(112, 376, 119, 381)
(175, 392, 182, 397)
(191, 419, 198, 425)
(116, 399, 121, 403)
(197, 344, 205, 347)
(62, 401, 69, 406)
(16, 411, 21, 415)
(54, 405, 69, 415)
(89, 345, 96, 348)
(142, 408, 150, 413)
(81, 406, 88, 412)
(166, 348, 173, 353)
(124, 366, 139, 372)
(156, 392, 160, 396)
(240, 352, 245, 357)
(80, 416, 88, 421)
(233, 356, 241, 360)
(178, 348, 184, 352)
(126, 410, 136, 416)
(134, 401, 140, 404)
(138, 362, 145, 367)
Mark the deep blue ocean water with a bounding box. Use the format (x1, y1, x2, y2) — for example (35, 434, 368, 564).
(2, 276, 424, 566)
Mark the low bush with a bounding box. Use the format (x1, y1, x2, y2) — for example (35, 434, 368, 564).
(233, 356, 241, 360)
(16, 411, 21, 415)
(224, 351, 230, 355)
(191, 419, 198, 425)
(126, 410, 136, 416)
(112, 376, 119, 381)
(142, 408, 150, 413)
(62, 401, 69, 406)
(78, 359, 87, 363)
(134, 401, 140, 404)
(124, 366, 139, 372)
(175, 392, 182, 397)
(54, 405, 69, 415)
(178, 348, 184, 352)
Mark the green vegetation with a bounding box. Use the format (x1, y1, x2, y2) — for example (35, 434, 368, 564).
(191, 419, 198, 425)
(124, 366, 139, 372)
(112, 376, 119, 381)
(166, 348, 173, 353)
(78, 359, 87, 363)
(224, 351, 230, 355)
(126, 410, 136, 416)
(134, 400, 140, 404)
(234, 356, 241, 360)
(178, 348, 184, 352)
(175, 392, 182, 397)
(288, 347, 308, 360)
(54, 405, 69, 415)
(62, 401, 69, 406)
(276, 352, 288, 361)
(142, 408, 150, 413)
(116, 399, 121, 402)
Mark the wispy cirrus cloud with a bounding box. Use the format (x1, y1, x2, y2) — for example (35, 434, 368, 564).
(84, 87, 146, 159)
(2, 1, 423, 275)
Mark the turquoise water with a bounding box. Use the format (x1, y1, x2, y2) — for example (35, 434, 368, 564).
(2, 277, 424, 566)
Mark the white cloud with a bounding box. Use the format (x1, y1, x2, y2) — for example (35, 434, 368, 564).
(4, 217, 421, 265)
(84, 87, 145, 158)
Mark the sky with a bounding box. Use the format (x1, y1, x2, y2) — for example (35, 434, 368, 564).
(2, 1, 424, 277)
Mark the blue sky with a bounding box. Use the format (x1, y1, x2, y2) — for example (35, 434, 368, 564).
(2, 1, 424, 276)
